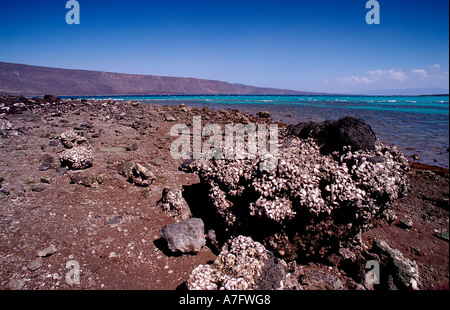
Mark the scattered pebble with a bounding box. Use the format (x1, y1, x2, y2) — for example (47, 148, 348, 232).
(37, 245, 57, 257)
(27, 257, 44, 271)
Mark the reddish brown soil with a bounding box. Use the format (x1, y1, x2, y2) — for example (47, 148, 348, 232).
(363, 162, 449, 290)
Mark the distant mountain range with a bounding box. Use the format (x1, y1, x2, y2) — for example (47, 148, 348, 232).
(0, 62, 323, 96)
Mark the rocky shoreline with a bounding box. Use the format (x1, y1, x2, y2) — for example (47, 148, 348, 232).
(0, 95, 448, 290)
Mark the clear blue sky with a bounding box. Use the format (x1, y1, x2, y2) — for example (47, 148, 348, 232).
(0, 0, 448, 94)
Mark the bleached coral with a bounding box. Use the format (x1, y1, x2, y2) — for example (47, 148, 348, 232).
(187, 235, 269, 290)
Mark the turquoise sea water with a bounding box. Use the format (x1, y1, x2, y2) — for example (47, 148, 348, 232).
(67, 95, 449, 168)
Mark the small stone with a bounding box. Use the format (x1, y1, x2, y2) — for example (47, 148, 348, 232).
(38, 155, 54, 171)
(165, 115, 177, 122)
(150, 158, 165, 166)
(87, 224, 99, 236)
(257, 111, 271, 118)
(37, 245, 57, 257)
(70, 173, 92, 187)
(27, 257, 44, 271)
(126, 143, 138, 152)
(55, 167, 68, 174)
(107, 215, 123, 225)
(411, 154, 420, 161)
(40, 176, 52, 184)
(435, 230, 449, 242)
(399, 219, 413, 229)
(49, 140, 60, 147)
(31, 184, 46, 192)
(109, 252, 118, 258)
(7, 278, 25, 290)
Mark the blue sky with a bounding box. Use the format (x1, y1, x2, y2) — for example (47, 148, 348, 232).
(0, 0, 448, 94)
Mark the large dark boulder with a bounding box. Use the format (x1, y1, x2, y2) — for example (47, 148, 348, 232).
(288, 116, 377, 153)
(43, 94, 62, 103)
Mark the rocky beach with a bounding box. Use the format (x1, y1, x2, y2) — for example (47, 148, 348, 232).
(0, 95, 448, 290)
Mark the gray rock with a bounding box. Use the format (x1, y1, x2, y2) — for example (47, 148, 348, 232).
(107, 215, 123, 225)
(37, 245, 57, 257)
(255, 257, 286, 290)
(298, 264, 345, 290)
(38, 155, 54, 171)
(160, 218, 205, 254)
(69, 173, 101, 187)
(31, 184, 46, 192)
(7, 278, 24, 290)
(374, 239, 421, 290)
(27, 257, 44, 271)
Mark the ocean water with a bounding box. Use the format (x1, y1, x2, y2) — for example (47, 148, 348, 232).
(69, 95, 449, 168)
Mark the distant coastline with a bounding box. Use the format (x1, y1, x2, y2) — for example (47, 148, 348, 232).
(0, 62, 321, 97)
(1, 62, 448, 97)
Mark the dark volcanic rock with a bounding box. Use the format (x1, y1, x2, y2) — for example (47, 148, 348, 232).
(257, 111, 271, 118)
(255, 257, 286, 290)
(43, 95, 61, 103)
(38, 155, 54, 171)
(288, 116, 377, 153)
(297, 264, 350, 290)
(126, 143, 138, 152)
(160, 218, 206, 254)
